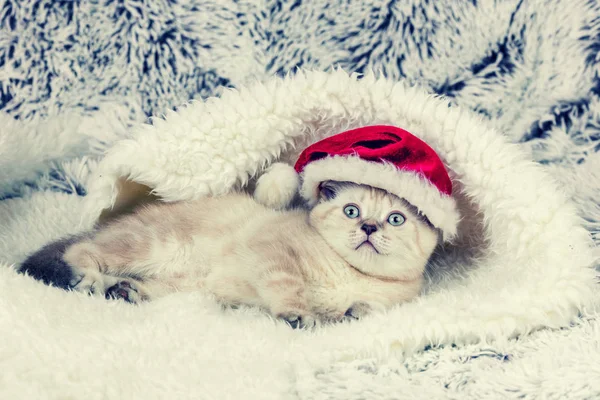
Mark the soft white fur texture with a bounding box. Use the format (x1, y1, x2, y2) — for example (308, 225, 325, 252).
(253, 162, 300, 209)
(1, 70, 599, 399)
(299, 156, 460, 240)
(0, 106, 133, 197)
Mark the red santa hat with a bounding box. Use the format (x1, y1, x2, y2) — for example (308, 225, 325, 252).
(254, 125, 460, 240)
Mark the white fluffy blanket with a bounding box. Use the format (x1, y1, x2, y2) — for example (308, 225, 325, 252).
(2, 1, 600, 399)
(2, 70, 600, 399)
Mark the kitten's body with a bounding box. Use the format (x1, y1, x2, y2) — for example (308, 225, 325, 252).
(20, 183, 439, 326)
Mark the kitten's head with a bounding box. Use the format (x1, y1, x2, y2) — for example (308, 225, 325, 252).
(309, 181, 440, 281)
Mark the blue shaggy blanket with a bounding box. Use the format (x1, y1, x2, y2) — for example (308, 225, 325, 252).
(1, 2, 600, 399)
(1, 2, 599, 235)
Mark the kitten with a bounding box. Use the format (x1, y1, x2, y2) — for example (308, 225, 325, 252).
(19, 181, 439, 327)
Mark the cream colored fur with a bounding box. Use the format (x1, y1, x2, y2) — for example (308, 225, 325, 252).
(62, 183, 437, 326)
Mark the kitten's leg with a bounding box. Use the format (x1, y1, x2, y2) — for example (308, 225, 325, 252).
(340, 278, 423, 321)
(256, 268, 315, 329)
(105, 278, 174, 304)
(62, 239, 153, 301)
(312, 301, 381, 323)
(63, 241, 111, 296)
(310, 291, 390, 323)
(105, 280, 146, 303)
(344, 301, 385, 320)
(18, 235, 89, 290)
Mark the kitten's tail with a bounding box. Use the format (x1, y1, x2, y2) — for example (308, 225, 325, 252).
(18, 235, 85, 290)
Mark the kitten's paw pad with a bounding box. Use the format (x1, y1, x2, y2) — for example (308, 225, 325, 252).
(345, 302, 374, 320)
(278, 312, 316, 329)
(105, 281, 143, 304)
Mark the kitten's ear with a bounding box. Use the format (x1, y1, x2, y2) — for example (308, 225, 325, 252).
(318, 181, 342, 201)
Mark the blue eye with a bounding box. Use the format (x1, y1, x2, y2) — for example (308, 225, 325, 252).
(343, 205, 360, 219)
(387, 213, 406, 226)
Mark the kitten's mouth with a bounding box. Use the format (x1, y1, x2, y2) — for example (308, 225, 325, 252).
(355, 240, 380, 254)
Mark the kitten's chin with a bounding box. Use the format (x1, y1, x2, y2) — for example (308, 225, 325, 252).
(315, 227, 425, 282)
(348, 262, 424, 283)
(345, 251, 426, 283)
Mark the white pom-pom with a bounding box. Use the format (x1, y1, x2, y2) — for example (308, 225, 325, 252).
(254, 162, 299, 209)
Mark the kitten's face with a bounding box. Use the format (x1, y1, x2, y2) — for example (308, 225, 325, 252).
(309, 182, 439, 281)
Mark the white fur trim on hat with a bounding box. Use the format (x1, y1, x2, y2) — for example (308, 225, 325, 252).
(299, 156, 460, 240)
(253, 162, 299, 209)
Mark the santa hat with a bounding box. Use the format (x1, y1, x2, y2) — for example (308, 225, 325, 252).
(254, 125, 460, 240)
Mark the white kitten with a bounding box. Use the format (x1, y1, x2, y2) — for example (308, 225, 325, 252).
(20, 181, 439, 327)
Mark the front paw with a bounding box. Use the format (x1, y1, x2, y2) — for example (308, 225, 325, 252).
(344, 302, 375, 320)
(277, 312, 316, 330)
(105, 280, 147, 304)
(69, 270, 106, 297)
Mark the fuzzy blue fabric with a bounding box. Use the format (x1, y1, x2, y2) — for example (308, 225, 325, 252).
(1, 0, 599, 243)
(1, 4, 600, 398)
